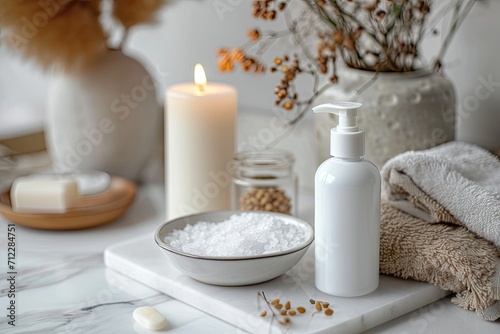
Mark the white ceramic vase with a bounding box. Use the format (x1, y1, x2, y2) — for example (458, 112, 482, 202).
(315, 68, 456, 168)
(45, 50, 160, 181)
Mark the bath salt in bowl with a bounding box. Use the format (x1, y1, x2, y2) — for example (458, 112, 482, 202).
(154, 211, 314, 286)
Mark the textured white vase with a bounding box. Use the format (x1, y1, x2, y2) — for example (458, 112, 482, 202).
(315, 68, 456, 168)
(45, 50, 160, 181)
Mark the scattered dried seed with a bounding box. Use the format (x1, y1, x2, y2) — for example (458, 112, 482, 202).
(259, 291, 336, 323)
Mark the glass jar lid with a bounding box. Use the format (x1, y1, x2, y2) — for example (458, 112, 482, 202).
(233, 150, 295, 179)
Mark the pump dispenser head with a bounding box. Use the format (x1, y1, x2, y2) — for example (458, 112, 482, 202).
(313, 101, 365, 158)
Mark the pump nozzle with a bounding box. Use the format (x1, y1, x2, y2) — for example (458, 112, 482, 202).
(313, 101, 365, 158)
(313, 102, 362, 133)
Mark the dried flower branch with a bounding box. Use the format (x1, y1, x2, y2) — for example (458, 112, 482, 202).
(217, 0, 476, 126)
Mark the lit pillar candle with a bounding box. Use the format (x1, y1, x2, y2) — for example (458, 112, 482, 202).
(165, 64, 236, 219)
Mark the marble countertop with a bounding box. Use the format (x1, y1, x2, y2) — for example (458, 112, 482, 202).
(0, 183, 498, 333)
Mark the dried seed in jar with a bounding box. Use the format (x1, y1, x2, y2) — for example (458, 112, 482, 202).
(322, 302, 330, 308)
(280, 310, 287, 316)
(271, 299, 280, 305)
(285, 301, 291, 310)
(289, 310, 297, 316)
(275, 303, 283, 310)
(325, 308, 334, 316)
(309, 299, 316, 305)
(315, 301, 322, 311)
(260, 310, 267, 317)
(297, 306, 306, 314)
(240, 187, 292, 214)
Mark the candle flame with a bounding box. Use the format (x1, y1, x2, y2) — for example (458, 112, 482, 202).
(194, 63, 207, 93)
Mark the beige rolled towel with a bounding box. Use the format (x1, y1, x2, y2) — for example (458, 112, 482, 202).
(380, 202, 500, 320)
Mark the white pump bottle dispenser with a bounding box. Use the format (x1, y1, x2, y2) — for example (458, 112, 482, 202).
(313, 101, 381, 297)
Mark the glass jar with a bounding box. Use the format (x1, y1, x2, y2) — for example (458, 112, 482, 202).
(232, 150, 298, 216)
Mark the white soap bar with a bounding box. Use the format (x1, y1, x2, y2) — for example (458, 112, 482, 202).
(133, 306, 167, 331)
(10, 176, 79, 213)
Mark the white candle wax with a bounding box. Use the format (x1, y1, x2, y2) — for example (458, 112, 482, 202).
(165, 71, 236, 219)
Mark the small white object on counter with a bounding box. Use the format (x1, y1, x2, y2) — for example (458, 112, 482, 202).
(133, 306, 167, 331)
(11, 176, 79, 213)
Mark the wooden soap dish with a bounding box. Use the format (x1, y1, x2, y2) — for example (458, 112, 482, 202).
(0, 176, 137, 230)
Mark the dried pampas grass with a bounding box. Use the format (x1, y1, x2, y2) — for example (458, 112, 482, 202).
(114, 0, 168, 29)
(0, 0, 106, 72)
(0, 0, 169, 72)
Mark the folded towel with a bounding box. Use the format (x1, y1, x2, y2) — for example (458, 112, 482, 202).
(381, 141, 500, 248)
(380, 202, 500, 320)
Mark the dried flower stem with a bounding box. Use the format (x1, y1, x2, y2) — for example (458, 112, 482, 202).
(434, 0, 476, 71)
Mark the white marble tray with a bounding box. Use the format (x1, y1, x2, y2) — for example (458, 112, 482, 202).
(104, 235, 448, 334)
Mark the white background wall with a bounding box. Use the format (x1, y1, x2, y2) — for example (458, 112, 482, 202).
(1, 0, 499, 153)
(439, 1, 500, 151)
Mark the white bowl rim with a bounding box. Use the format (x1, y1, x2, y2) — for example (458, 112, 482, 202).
(154, 210, 314, 261)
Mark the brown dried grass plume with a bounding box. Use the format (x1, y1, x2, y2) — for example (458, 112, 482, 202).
(114, 0, 168, 29)
(0, 0, 168, 72)
(0, 0, 106, 72)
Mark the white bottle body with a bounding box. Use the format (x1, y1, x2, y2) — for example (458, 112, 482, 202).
(315, 157, 381, 297)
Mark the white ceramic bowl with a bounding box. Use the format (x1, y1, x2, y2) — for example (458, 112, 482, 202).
(154, 211, 314, 286)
